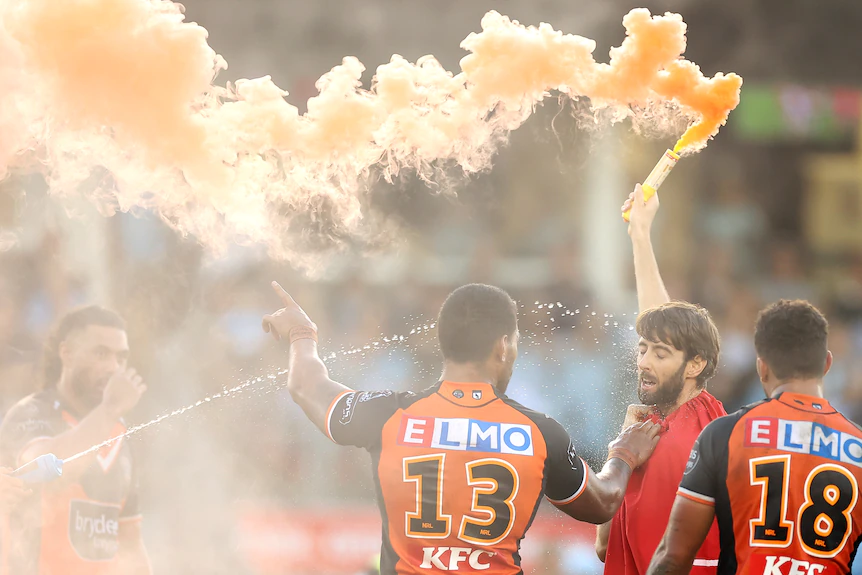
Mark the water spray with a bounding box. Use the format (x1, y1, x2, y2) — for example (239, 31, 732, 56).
(0, 309, 626, 486)
(622, 146, 680, 223)
(12, 453, 63, 483)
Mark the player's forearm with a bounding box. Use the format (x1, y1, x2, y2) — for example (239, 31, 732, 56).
(647, 497, 714, 575)
(287, 340, 351, 435)
(586, 459, 632, 523)
(287, 340, 330, 403)
(19, 404, 121, 476)
(645, 542, 691, 575)
(595, 521, 610, 562)
(631, 231, 670, 311)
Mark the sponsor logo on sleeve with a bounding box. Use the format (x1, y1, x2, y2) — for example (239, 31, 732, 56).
(338, 392, 358, 426)
(684, 448, 699, 475)
(357, 390, 392, 403)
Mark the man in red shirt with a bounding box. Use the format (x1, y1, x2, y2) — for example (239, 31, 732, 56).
(594, 186, 727, 574)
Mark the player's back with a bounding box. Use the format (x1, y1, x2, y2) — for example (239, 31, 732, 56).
(325, 380, 587, 575)
(680, 392, 862, 574)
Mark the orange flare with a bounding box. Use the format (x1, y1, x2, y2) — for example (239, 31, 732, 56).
(0, 1, 742, 269)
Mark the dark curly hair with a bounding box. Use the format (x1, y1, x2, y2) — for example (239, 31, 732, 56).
(754, 299, 829, 381)
(437, 284, 517, 363)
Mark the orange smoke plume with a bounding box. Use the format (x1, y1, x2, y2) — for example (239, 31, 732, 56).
(0, 0, 741, 267)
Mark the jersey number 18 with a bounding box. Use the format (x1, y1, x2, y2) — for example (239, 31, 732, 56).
(749, 455, 859, 558)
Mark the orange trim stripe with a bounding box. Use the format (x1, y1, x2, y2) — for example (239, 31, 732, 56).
(677, 488, 715, 506)
(325, 391, 353, 442)
(547, 458, 590, 505)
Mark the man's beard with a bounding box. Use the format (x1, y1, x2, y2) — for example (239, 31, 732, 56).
(69, 369, 105, 412)
(638, 361, 686, 408)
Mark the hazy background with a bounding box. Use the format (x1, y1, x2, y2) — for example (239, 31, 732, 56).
(1, 0, 861, 573)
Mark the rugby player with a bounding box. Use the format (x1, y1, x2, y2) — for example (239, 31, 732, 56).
(595, 186, 726, 575)
(263, 281, 662, 574)
(0, 306, 151, 575)
(647, 300, 862, 575)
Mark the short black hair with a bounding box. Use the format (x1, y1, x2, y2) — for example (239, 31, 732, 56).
(636, 301, 721, 388)
(43, 305, 126, 385)
(437, 284, 517, 363)
(754, 299, 829, 381)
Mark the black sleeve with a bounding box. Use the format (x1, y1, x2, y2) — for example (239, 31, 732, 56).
(326, 390, 408, 450)
(678, 416, 734, 506)
(541, 417, 588, 504)
(0, 397, 61, 468)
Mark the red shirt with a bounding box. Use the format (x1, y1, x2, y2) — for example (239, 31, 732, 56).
(604, 391, 727, 575)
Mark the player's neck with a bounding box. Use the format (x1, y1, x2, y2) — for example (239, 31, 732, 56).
(56, 375, 92, 418)
(440, 362, 497, 388)
(658, 383, 703, 416)
(769, 380, 824, 399)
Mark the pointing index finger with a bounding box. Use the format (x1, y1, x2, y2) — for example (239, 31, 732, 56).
(271, 281, 297, 307)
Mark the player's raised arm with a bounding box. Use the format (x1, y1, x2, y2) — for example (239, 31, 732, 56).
(623, 184, 670, 311)
(262, 282, 352, 436)
(551, 421, 661, 524)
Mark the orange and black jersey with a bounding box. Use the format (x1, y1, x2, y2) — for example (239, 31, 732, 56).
(679, 393, 862, 575)
(326, 380, 588, 575)
(0, 389, 140, 575)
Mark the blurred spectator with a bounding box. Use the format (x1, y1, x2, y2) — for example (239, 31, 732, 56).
(0, 273, 39, 417)
(708, 284, 762, 411)
(832, 252, 862, 324)
(701, 174, 767, 276)
(823, 320, 862, 424)
(757, 240, 817, 304)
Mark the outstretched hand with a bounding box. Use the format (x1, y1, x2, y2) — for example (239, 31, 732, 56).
(262, 282, 317, 342)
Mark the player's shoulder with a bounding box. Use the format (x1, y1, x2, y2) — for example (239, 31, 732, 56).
(841, 415, 862, 435)
(334, 388, 426, 423)
(699, 399, 766, 441)
(354, 388, 416, 405)
(497, 395, 569, 442)
(826, 406, 862, 435)
(1, 389, 60, 426)
(0, 390, 63, 461)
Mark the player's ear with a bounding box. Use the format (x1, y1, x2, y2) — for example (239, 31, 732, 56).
(494, 335, 508, 363)
(59, 338, 73, 365)
(823, 350, 833, 376)
(756, 357, 768, 383)
(686, 355, 707, 380)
